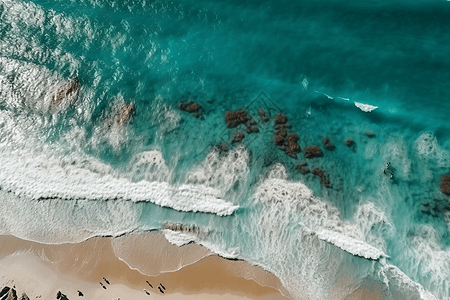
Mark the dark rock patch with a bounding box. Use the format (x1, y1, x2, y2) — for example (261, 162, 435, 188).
(272, 119, 300, 159)
(286, 134, 299, 144)
(225, 110, 249, 128)
(178, 102, 204, 120)
(50, 77, 80, 111)
(298, 161, 307, 167)
(163, 223, 206, 235)
(232, 132, 245, 143)
(113, 103, 135, 127)
(5, 288, 17, 300)
(322, 136, 335, 151)
(250, 126, 259, 133)
(1, 287, 11, 298)
(247, 119, 257, 126)
(345, 138, 354, 147)
(217, 143, 229, 154)
(441, 175, 450, 195)
(285, 134, 301, 159)
(276, 126, 287, 137)
(275, 114, 288, 125)
(60, 294, 69, 300)
(20, 292, 30, 300)
(311, 167, 331, 188)
(246, 127, 252, 134)
(296, 162, 310, 175)
(57, 291, 61, 299)
(259, 109, 269, 122)
(77, 290, 83, 297)
(324, 143, 335, 151)
(304, 146, 323, 159)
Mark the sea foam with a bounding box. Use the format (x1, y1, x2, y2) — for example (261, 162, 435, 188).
(249, 165, 381, 299)
(0, 110, 238, 216)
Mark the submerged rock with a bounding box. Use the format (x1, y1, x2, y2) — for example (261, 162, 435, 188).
(259, 109, 269, 122)
(296, 162, 310, 175)
(325, 143, 335, 151)
(232, 131, 245, 143)
(364, 131, 375, 138)
(286, 133, 299, 144)
(274, 135, 284, 146)
(178, 102, 204, 119)
(114, 103, 135, 126)
(276, 126, 287, 137)
(345, 138, 354, 147)
(322, 136, 335, 151)
(225, 110, 250, 128)
(311, 167, 331, 188)
(441, 175, 450, 195)
(217, 143, 229, 153)
(298, 161, 307, 167)
(163, 222, 207, 235)
(304, 146, 323, 159)
(50, 77, 80, 111)
(247, 119, 257, 126)
(275, 114, 288, 124)
(185, 102, 201, 113)
(285, 134, 301, 158)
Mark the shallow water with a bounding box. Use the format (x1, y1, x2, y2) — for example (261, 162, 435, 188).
(1, 0, 450, 299)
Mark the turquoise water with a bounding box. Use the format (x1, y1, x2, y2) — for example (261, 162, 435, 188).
(1, 0, 450, 299)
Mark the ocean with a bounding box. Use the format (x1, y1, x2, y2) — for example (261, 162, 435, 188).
(1, 0, 450, 299)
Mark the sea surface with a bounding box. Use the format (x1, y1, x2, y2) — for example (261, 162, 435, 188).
(1, 0, 450, 299)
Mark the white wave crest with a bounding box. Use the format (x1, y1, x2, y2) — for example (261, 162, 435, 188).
(162, 230, 197, 247)
(0, 188, 141, 244)
(315, 229, 387, 260)
(355, 102, 378, 112)
(0, 110, 237, 216)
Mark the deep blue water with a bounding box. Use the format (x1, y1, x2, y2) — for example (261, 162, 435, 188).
(1, 0, 450, 299)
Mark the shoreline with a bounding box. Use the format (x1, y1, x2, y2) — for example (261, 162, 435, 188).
(0, 233, 291, 300)
(0, 232, 388, 300)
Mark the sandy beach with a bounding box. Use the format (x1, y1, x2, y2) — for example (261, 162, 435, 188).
(0, 233, 388, 300)
(0, 233, 290, 300)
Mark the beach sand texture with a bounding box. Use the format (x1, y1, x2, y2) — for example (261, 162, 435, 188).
(0, 233, 387, 300)
(0, 233, 289, 300)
